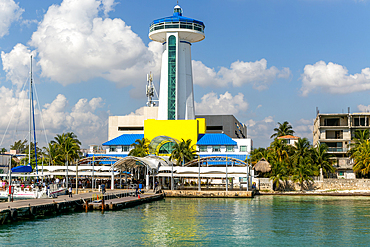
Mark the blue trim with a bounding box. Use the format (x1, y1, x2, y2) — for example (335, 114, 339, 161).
(180, 40, 191, 45)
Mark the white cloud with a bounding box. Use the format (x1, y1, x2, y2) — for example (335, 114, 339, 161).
(245, 116, 276, 147)
(27, 0, 161, 89)
(301, 61, 370, 96)
(0, 0, 24, 38)
(195, 91, 248, 115)
(0, 88, 107, 149)
(294, 118, 313, 141)
(1, 43, 37, 89)
(193, 59, 291, 90)
(358, 104, 370, 112)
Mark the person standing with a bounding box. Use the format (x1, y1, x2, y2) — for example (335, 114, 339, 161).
(68, 186, 72, 197)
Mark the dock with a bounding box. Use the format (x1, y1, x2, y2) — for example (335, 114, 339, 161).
(0, 190, 164, 225)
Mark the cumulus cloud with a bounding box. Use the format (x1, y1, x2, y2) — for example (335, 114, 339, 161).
(0, 89, 107, 149)
(1, 43, 37, 89)
(26, 0, 161, 89)
(358, 104, 370, 112)
(293, 118, 313, 141)
(301, 61, 370, 96)
(195, 91, 248, 115)
(0, 0, 24, 38)
(245, 116, 276, 147)
(193, 59, 291, 90)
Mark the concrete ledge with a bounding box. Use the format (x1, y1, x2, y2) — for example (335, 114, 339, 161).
(163, 190, 254, 198)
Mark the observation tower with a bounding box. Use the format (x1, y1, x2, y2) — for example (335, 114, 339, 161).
(149, 5, 205, 120)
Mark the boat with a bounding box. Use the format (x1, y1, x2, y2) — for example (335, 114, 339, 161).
(1, 56, 66, 200)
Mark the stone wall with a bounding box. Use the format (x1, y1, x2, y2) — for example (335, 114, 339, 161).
(316, 179, 370, 190)
(164, 190, 253, 198)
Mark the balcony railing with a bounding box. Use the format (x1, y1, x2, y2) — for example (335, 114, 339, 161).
(327, 147, 348, 153)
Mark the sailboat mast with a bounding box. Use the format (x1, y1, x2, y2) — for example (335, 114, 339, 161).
(30, 56, 38, 179)
(29, 56, 32, 167)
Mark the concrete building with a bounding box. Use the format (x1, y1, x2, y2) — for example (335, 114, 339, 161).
(108, 107, 158, 141)
(277, 135, 299, 146)
(195, 115, 247, 139)
(313, 112, 370, 179)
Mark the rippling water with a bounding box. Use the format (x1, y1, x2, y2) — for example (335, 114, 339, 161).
(1, 196, 370, 246)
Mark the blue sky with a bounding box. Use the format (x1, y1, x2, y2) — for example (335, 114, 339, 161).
(0, 0, 370, 149)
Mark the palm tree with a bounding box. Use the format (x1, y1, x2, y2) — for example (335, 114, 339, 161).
(43, 143, 58, 165)
(51, 132, 81, 164)
(292, 156, 314, 191)
(270, 138, 289, 163)
(0, 148, 6, 154)
(351, 140, 370, 177)
(170, 139, 197, 166)
(291, 138, 311, 166)
(10, 139, 27, 153)
(270, 121, 295, 139)
(311, 143, 334, 178)
(249, 147, 271, 165)
(270, 161, 288, 191)
(129, 138, 149, 157)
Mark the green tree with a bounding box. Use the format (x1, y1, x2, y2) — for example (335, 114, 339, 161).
(10, 139, 27, 153)
(270, 161, 289, 190)
(351, 140, 370, 176)
(270, 121, 295, 139)
(51, 132, 81, 165)
(170, 139, 197, 166)
(291, 138, 311, 166)
(311, 143, 334, 178)
(292, 156, 314, 191)
(0, 148, 7, 154)
(129, 138, 149, 157)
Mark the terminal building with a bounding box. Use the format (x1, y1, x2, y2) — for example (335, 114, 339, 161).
(88, 5, 252, 189)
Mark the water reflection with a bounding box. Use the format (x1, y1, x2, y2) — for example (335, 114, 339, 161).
(1, 196, 370, 246)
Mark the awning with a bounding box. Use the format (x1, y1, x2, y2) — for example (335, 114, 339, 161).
(11, 165, 33, 173)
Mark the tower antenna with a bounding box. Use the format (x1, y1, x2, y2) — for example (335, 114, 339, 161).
(146, 72, 158, 107)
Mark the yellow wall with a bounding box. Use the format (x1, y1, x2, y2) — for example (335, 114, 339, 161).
(144, 118, 206, 148)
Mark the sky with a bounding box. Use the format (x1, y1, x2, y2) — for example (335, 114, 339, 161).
(0, 0, 370, 150)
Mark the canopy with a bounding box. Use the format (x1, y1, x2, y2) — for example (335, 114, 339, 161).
(11, 165, 33, 173)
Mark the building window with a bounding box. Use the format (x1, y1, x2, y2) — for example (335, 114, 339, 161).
(123, 146, 130, 152)
(286, 139, 290, 144)
(212, 146, 221, 152)
(226, 146, 234, 152)
(199, 146, 207, 152)
(168, 35, 176, 120)
(109, 146, 117, 152)
(240, 146, 247, 152)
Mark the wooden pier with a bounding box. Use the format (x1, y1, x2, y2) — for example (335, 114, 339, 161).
(0, 190, 164, 225)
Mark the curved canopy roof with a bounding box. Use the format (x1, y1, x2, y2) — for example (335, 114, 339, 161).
(148, 136, 179, 155)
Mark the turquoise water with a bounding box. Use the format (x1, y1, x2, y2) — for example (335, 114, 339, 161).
(1, 196, 370, 246)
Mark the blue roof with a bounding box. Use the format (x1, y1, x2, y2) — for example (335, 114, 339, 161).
(102, 134, 144, 146)
(197, 134, 237, 146)
(151, 16, 204, 27)
(150, 6, 204, 27)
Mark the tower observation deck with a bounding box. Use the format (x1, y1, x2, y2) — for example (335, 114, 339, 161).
(149, 5, 205, 120)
